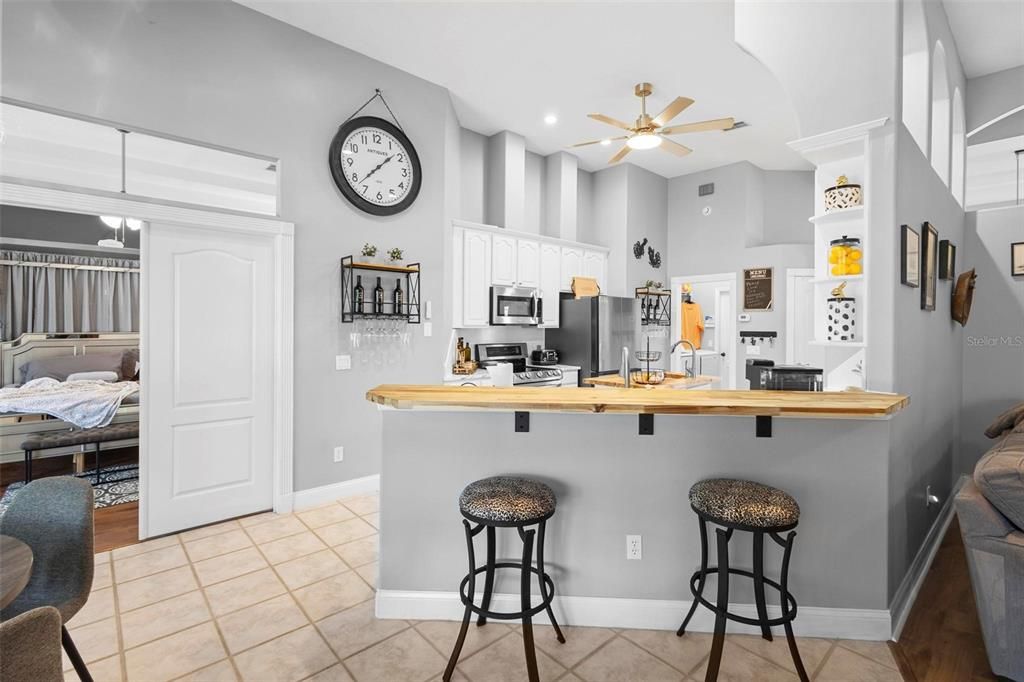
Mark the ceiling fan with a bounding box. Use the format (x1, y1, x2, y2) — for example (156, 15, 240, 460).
(570, 83, 735, 164)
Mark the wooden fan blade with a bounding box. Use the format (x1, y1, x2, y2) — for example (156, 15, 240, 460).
(660, 138, 692, 157)
(653, 97, 694, 127)
(568, 135, 629, 148)
(608, 145, 632, 164)
(588, 113, 634, 131)
(660, 117, 735, 135)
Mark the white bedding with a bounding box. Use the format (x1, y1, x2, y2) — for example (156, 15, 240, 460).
(0, 378, 140, 428)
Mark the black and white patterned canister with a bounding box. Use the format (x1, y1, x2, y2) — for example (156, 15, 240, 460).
(827, 297, 857, 341)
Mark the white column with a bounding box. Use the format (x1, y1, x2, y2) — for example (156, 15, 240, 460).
(485, 131, 526, 230)
(543, 152, 578, 241)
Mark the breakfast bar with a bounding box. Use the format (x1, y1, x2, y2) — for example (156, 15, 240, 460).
(368, 385, 910, 640)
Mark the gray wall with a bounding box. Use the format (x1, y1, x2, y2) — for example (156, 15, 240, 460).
(380, 410, 893, 611)
(2, 0, 456, 491)
(524, 151, 545, 235)
(667, 162, 813, 368)
(887, 126, 966, 601)
(458, 128, 487, 224)
(587, 165, 629, 294)
(961, 205, 1024, 470)
(1, 206, 141, 250)
(625, 165, 669, 291)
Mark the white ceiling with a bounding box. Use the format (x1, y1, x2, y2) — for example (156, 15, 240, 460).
(942, 0, 1024, 78)
(234, 1, 809, 178)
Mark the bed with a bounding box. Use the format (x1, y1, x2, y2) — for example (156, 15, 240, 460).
(0, 333, 140, 468)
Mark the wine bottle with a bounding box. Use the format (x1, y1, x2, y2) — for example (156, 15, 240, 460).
(373, 277, 384, 315)
(393, 278, 404, 316)
(353, 275, 364, 314)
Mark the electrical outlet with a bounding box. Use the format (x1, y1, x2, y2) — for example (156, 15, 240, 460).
(335, 355, 351, 371)
(333, 446, 344, 463)
(626, 534, 642, 560)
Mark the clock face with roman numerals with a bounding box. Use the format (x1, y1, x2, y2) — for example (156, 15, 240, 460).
(329, 116, 422, 216)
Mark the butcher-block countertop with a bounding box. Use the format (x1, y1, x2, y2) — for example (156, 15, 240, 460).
(366, 385, 909, 418)
(583, 373, 715, 389)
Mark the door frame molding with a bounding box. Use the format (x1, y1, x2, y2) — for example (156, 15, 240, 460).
(0, 180, 295, 538)
(670, 273, 736, 388)
(785, 268, 815, 364)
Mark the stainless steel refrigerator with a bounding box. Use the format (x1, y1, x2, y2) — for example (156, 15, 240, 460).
(545, 294, 642, 382)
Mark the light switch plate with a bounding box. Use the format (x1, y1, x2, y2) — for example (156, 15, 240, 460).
(335, 355, 351, 370)
(738, 313, 751, 322)
(425, 300, 432, 320)
(746, 344, 761, 356)
(424, 322, 432, 337)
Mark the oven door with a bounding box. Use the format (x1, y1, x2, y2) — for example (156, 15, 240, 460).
(490, 286, 541, 325)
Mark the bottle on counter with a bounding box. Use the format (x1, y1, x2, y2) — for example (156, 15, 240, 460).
(353, 275, 364, 314)
(393, 278, 404, 316)
(373, 276, 384, 315)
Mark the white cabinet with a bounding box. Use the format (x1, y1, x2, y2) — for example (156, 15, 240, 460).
(583, 250, 607, 292)
(539, 242, 561, 328)
(461, 229, 492, 327)
(516, 239, 540, 288)
(491, 234, 517, 286)
(560, 246, 584, 291)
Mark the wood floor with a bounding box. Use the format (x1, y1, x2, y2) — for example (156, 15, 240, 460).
(2, 456, 1000, 680)
(890, 517, 997, 682)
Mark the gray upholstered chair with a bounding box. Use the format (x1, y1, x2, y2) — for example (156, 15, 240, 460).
(955, 415, 1024, 682)
(0, 477, 95, 682)
(0, 606, 64, 682)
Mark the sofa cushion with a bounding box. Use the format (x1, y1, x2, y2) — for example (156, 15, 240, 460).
(974, 432, 1024, 531)
(984, 401, 1024, 438)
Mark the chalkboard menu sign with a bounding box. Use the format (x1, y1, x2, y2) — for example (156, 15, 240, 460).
(743, 267, 773, 311)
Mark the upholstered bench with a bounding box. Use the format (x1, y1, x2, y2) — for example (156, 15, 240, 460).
(21, 422, 140, 484)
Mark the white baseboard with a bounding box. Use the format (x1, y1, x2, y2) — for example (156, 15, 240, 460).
(376, 589, 892, 641)
(889, 473, 967, 640)
(291, 474, 380, 511)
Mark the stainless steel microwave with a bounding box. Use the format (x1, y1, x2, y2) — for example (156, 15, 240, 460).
(489, 285, 542, 326)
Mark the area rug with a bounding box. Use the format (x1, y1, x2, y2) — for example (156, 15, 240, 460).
(0, 463, 138, 514)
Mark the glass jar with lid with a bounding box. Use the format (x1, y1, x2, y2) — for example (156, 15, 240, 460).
(828, 235, 863, 276)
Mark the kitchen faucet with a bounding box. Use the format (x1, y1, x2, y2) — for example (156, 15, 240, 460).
(670, 339, 697, 378)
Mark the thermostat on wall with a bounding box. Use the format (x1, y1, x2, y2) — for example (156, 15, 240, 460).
(702, 206, 712, 216)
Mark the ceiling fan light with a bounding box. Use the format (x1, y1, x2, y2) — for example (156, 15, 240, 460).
(100, 215, 122, 229)
(627, 133, 662, 150)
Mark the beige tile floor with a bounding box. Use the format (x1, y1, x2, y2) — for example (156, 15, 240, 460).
(69, 493, 904, 682)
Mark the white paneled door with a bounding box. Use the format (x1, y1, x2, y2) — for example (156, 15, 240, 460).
(143, 221, 278, 536)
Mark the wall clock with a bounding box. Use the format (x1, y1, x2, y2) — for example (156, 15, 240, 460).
(329, 115, 422, 216)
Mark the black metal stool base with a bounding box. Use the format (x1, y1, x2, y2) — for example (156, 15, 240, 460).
(677, 517, 809, 682)
(443, 519, 565, 682)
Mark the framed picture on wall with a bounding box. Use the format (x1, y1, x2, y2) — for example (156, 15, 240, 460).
(900, 225, 920, 287)
(921, 222, 938, 311)
(938, 240, 956, 280)
(1013, 242, 1024, 277)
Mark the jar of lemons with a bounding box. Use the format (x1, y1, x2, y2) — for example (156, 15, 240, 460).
(828, 235, 863, 277)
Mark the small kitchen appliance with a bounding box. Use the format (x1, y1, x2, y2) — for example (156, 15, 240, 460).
(530, 348, 559, 365)
(745, 359, 823, 391)
(476, 342, 564, 386)
(490, 285, 542, 326)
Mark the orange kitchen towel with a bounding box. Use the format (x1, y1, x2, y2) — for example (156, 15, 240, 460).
(680, 302, 704, 349)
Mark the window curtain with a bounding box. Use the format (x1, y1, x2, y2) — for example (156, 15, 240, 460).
(0, 250, 140, 341)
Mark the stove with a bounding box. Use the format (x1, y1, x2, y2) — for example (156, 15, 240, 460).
(475, 342, 564, 387)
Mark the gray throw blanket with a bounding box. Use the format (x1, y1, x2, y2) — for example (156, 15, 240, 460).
(0, 378, 139, 428)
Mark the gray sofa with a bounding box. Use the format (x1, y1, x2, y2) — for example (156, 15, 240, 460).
(955, 402, 1024, 682)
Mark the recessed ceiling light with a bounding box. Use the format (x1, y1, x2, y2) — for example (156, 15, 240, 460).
(544, 114, 558, 125)
(600, 139, 611, 146)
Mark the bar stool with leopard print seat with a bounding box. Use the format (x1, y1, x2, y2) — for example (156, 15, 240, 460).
(677, 478, 808, 682)
(442, 475, 565, 682)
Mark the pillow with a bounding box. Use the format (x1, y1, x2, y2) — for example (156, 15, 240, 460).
(66, 371, 119, 382)
(984, 401, 1024, 439)
(120, 349, 140, 381)
(19, 352, 125, 383)
(974, 433, 1024, 531)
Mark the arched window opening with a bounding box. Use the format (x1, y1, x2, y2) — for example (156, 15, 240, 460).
(902, 0, 930, 156)
(930, 42, 951, 186)
(952, 88, 966, 206)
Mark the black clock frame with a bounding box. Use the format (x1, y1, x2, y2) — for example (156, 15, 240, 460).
(329, 115, 422, 216)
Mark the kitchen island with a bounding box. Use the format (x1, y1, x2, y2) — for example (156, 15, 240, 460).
(368, 385, 910, 640)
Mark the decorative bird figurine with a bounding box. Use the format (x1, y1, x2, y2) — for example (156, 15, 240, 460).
(633, 238, 648, 260)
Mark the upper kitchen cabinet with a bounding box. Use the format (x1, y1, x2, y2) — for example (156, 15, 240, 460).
(560, 246, 584, 291)
(539, 242, 561, 328)
(492, 234, 517, 286)
(516, 239, 540, 288)
(451, 220, 609, 328)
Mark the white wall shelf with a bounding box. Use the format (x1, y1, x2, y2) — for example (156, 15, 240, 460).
(809, 205, 865, 224)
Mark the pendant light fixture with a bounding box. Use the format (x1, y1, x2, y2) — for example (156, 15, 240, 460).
(98, 128, 141, 248)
